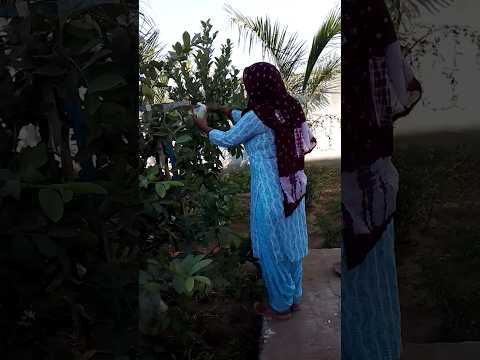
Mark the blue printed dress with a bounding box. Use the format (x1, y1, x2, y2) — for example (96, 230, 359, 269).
(209, 110, 309, 311)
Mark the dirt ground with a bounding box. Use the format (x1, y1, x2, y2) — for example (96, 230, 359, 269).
(394, 131, 480, 342)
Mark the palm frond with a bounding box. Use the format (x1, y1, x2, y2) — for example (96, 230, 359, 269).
(139, 9, 164, 62)
(404, 0, 453, 14)
(303, 4, 341, 90)
(307, 59, 340, 94)
(302, 56, 340, 112)
(225, 4, 306, 81)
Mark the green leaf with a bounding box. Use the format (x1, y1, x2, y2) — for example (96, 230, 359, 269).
(158, 181, 184, 191)
(185, 277, 195, 293)
(146, 166, 160, 180)
(155, 181, 184, 199)
(173, 276, 185, 294)
(183, 254, 195, 270)
(183, 31, 191, 48)
(155, 183, 166, 198)
(174, 260, 185, 275)
(142, 84, 154, 99)
(176, 134, 192, 144)
(89, 74, 126, 93)
(190, 259, 213, 275)
(174, 42, 183, 54)
(139, 175, 149, 189)
(18, 143, 48, 171)
(39, 189, 64, 222)
(144, 282, 162, 293)
(193, 276, 212, 286)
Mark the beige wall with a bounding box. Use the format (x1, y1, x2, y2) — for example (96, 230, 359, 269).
(306, 88, 341, 161)
(396, 0, 480, 135)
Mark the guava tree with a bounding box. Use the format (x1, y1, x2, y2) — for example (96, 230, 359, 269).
(138, 19, 247, 253)
(137, 19, 261, 355)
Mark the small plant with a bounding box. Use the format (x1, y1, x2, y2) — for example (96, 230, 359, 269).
(170, 254, 213, 296)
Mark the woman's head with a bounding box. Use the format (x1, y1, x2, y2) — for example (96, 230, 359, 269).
(242, 62, 288, 102)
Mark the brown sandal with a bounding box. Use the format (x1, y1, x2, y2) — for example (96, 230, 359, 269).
(254, 302, 292, 320)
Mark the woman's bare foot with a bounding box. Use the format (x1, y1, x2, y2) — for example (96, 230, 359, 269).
(254, 302, 292, 320)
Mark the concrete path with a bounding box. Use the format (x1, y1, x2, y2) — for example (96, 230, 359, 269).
(258, 248, 480, 360)
(402, 342, 480, 359)
(260, 248, 341, 360)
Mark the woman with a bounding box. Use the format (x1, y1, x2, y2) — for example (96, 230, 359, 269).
(341, 0, 421, 359)
(194, 62, 316, 320)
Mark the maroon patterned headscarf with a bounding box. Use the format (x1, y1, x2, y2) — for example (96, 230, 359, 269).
(242, 62, 317, 216)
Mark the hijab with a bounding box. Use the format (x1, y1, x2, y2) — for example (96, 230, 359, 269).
(342, 0, 401, 269)
(242, 62, 316, 216)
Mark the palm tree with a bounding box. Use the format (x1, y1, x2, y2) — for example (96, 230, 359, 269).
(386, 0, 454, 30)
(225, 4, 340, 116)
(139, 7, 169, 104)
(139, 8, 164, 64)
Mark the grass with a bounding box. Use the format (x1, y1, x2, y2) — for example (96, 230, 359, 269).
(305, 160, 341, 249)
(225, 159, 341, 250)
(394, 130, 480, 342)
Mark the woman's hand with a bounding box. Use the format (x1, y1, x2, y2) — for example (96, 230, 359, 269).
(392, 77, 423, 122)
(193, 112, 212, 134)
(194, 113, 208, 130)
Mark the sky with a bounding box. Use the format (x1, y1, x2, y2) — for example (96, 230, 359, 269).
(143, 0, 340, 71)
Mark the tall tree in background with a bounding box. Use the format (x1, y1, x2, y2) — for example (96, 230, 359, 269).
(139, 9, 168, 104)
(225, 4, 340, 116)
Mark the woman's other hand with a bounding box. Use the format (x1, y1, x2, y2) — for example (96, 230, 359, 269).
(407, 77, 422, 92)
(207, 104, 232, 119)
(194, 113, 208, 131)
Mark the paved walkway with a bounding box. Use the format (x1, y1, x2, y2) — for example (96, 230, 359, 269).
(257, 248, 480, 360)
(260, 248, 341, 360)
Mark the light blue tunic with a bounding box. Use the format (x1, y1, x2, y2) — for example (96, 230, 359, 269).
(209, 110, 308, 263)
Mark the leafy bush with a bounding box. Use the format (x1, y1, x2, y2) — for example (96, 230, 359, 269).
(138, 19, 246, 250)
(0, 1, 140, 357)
(137, 18, 262, 359)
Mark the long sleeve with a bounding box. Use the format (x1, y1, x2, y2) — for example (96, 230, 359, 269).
(209, 110, 265, 148)
(231, 109, 242, 124)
